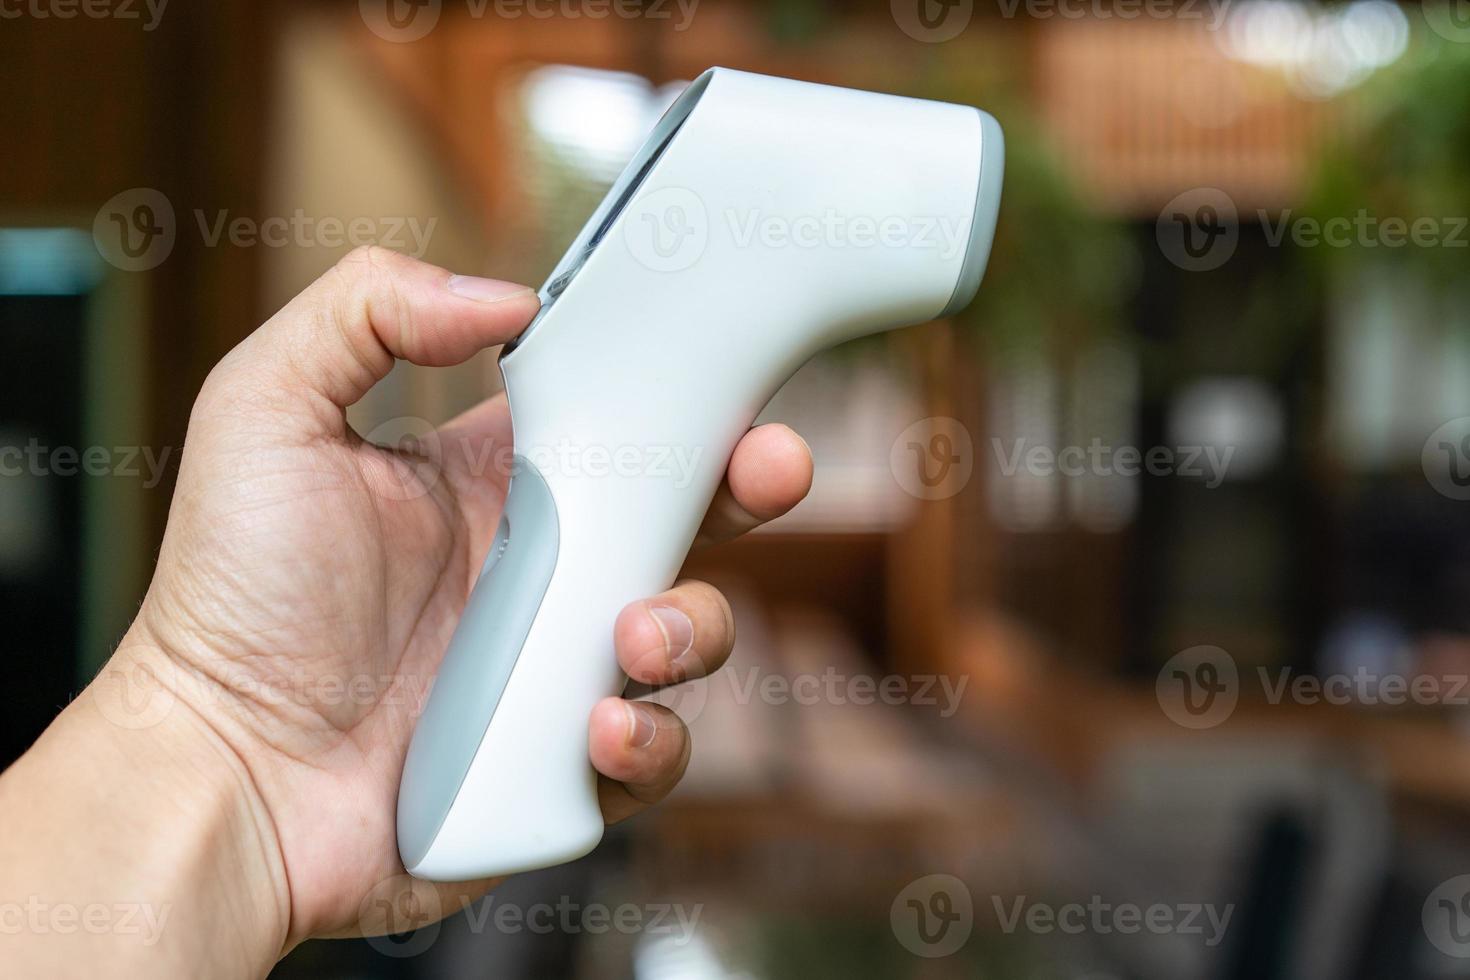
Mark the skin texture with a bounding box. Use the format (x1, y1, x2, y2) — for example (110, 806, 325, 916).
(0, 247, 813, 978)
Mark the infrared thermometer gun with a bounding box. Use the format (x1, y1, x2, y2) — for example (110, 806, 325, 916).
(397, 67, 1004, 880)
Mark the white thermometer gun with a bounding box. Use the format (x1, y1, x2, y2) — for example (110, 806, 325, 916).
(397, 67, 1004, 880)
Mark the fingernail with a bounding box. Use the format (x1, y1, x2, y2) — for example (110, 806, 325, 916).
(649, 605, 695, 670)
(446, 274, 535, 303)
(625, 703, 658, 749)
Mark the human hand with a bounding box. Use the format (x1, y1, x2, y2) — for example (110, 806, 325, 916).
(75, 247, 812, 968)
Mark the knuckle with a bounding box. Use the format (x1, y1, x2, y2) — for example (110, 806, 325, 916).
(340, 243, 397, 275)
(334, 245, 415, 306)
(327, 246, 416, 369)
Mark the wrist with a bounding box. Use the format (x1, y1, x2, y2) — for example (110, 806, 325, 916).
(0, 629, 291, 978)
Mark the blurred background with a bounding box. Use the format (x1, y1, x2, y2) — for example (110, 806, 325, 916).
(6, 0, 1470, 977)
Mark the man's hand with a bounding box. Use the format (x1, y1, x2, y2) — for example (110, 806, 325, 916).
(0, 247, 813, 978)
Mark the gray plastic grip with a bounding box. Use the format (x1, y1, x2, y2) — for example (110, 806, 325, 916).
(396, 456, 560, 871)
(938, 109, 1005, 319)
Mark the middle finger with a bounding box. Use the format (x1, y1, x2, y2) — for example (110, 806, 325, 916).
(613, 579, 735, 687)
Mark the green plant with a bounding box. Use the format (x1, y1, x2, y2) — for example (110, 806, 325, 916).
(906, 69, 1136, 357)
(1305, 33, 1470, 289)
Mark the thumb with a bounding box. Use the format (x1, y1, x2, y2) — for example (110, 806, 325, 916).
(215, 246, 539, 414)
